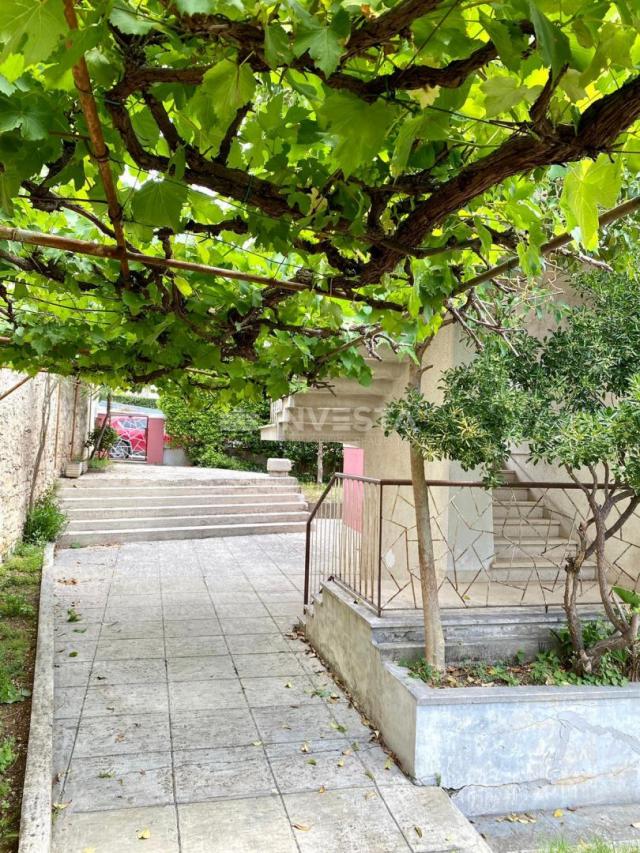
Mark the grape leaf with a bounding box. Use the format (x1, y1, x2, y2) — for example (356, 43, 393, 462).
(0, 0, 66, 67)
(131, 180, 188, 232)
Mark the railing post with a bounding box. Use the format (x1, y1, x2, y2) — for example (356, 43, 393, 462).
(377, 482, 383, 616)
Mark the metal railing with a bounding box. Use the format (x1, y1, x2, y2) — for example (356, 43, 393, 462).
(304, 474, 640, 615)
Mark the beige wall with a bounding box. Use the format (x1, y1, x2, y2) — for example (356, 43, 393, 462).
(0, 371, 92, 556)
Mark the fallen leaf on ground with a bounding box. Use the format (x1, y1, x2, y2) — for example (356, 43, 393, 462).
(136, 828, 151, 840)
(300, 742, 310, 753)
(307, 758, 317, 766)
(414, 826, 423, 838)
(318, 786, 326, 794)
(292, 823, 311, 832)
(284, 682, 293, 689)
(52, 802, 71, 812)
(384, 756, 394, 770)
(631, 822, 640, 829)
(252, 741, 263, 747)
(364, 791, 377, 800)
(553, 809, 564, 819)
(342, 748, 352, 756)
(337, 758, 345, 768)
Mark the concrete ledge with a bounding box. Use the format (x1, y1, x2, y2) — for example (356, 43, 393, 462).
(305, 581, 640, 816)
(19, 543, 55, 853)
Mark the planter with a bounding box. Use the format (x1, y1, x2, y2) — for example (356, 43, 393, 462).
(305, 581, 640, 816)
(63, 461, 83, 479)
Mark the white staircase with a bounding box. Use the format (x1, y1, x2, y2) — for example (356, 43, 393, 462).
(490, 470, 596, 582)
(58, 475, 308, 547)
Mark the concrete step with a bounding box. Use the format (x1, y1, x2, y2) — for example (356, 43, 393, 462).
(59, 475, 296, 489)
(64, 500, 307, 520)
(495, 521, 562, 538)
(59, 484, 301, 499)
(58, 519, 307, 547)
(492, 501, 545, 518)
(65, 510, 309, 531)
(493, 486, 531, 500)
(494, 537, 578, 559)
(60, 492, 305, 508)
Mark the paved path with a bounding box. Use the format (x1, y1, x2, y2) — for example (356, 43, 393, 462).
(51, 534, 486, 852)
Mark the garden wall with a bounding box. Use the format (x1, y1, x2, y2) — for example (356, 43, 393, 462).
(0, 371, 91, 555)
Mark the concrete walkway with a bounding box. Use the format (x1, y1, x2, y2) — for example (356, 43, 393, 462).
(51, 534, 488, 852)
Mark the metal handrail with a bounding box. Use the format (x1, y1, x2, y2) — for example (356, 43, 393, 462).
(304, 474, 338, 605)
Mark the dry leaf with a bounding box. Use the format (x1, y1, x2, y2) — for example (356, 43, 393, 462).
(631, 822, 640, 829)
(414, 826, 423, 838)
(136, 828, 151, 840)
(292, 823, 311, 832)
(553, 809, 564, 819)
(307, 758, 317, 766)
(252, 741, 263, 747)
(300, 742, 310, 753)
(364, 791, 377, 800)
(52, 802, 71, 812)
(284, 682, 293, 689)
(384, 756, 394, 770)
(342, 748, 352, 756)
(318, 786, 326, 794)
(337, 758, 345, 768)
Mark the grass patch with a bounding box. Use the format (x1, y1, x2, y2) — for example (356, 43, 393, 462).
(300, 482, 328, 503)
(87, 456, 110, 472)
(23, 490, 66, 546)
(0, 542, 44, 851)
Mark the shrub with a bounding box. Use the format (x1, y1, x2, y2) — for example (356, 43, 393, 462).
(88, 456, 110, 471)
(85, 424, 119, 456)
(196, 448, 254, 471)
(23, 491, 66, 545)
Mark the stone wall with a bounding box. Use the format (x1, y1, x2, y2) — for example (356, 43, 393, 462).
(0, 371, 92, 555)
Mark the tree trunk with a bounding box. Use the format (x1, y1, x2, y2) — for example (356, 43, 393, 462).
(317, 441, 324, 484)
(408, 345, 445, 669)
(90, 391, 112, 460)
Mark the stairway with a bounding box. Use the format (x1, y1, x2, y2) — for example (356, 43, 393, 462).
(490, 470, 596, 582)
(58, 474, 308, 547)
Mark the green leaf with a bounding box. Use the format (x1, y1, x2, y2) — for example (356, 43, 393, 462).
(528, 1, 571, 76)
(201, 59, 255, 117)
(482, 77, 540, 117)
(613, 586, 640, 612)
(318, 92, 396, 177)
(175, 0, 213, 11)
(131, 180, 187, 231)
(0, 0, 66, 67)
(0, 94, 52, 140)
(265, 23, 293, 69)
(109, 5, 154, 35)
(293, 19, 345, 76)
(560, 155, 622, 250)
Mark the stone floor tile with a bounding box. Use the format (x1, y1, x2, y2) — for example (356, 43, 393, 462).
(53, 718, 78, 780)
(283, 787, 411, 853)
(99, 619, 164, 640)
(54, 605, 105, 623)
(54, 622, 101, 642)
(90, 659, 167, 686)
(356, 744, 413, 787)
(166, 654, 235, 682)
(240, 675, 319, 708)
(106, 593, 162, 609)
(74, 713, 170, 757)
(378, 785, 490, 852)
(163, 602, 216, 620)
(169, 679, 247, 712)
(171, 708, 259, 751)
(173, 746, 277, 803)
(179, 795, 297, 853)
(104, 603, 164, 621)
(329, 703, 377, 740)
(266, 739, 375, 794)
(82, 682, 169, 717)
(164, 619, 222, 638)
(62, 752, 174, 812)
(107, 579, 161, 595)
(219, 616, 279, 635)
(54, 686, 85, 720)
(207, 591, 262, 603)
(214, 602, 270, 618)
(232, 652, 304, 678)
(164, 635, 227, 657)
(54, 661, 92, 688)
(52, 804, 179, 853)
(54, 641, 97, 663)
(272, 614, 302, 632)
(253, 704, 347, 744)
(265, 602, 305, 618)
(95, 637, 165, 660)
(225, 633, 291, 655)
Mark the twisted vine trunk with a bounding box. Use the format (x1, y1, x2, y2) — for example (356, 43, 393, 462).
(409, 346, 445, 670)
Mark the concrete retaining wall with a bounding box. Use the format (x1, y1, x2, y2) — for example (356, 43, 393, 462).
(305, 582, 640, 815)
(0, 371, 91, 555)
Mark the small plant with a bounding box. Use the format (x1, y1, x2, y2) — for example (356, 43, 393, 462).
(0, 739, 16, 774)
(23, 490, 66, 545)
(88, 456, 110, 472)
(0, 594, 34, 618)
(66, 608, 81, 623)
(85, 424, 119, 457)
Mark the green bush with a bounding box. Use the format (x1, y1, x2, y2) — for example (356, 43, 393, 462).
(23, 491, 66, 545)
(85, 424, 119, 456)
(88, 456, 110, 471)
(160, 390, 342, 480)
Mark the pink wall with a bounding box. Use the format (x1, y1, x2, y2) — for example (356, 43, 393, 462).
(146, 416, 165, 465)
(343, 446, 364, 476)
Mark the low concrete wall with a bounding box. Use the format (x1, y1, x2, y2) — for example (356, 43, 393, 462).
(305, 582, 640, 816)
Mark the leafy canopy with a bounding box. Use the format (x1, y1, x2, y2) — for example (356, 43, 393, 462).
(0, 1, 640, 398)
(384, 269, 640, 490)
